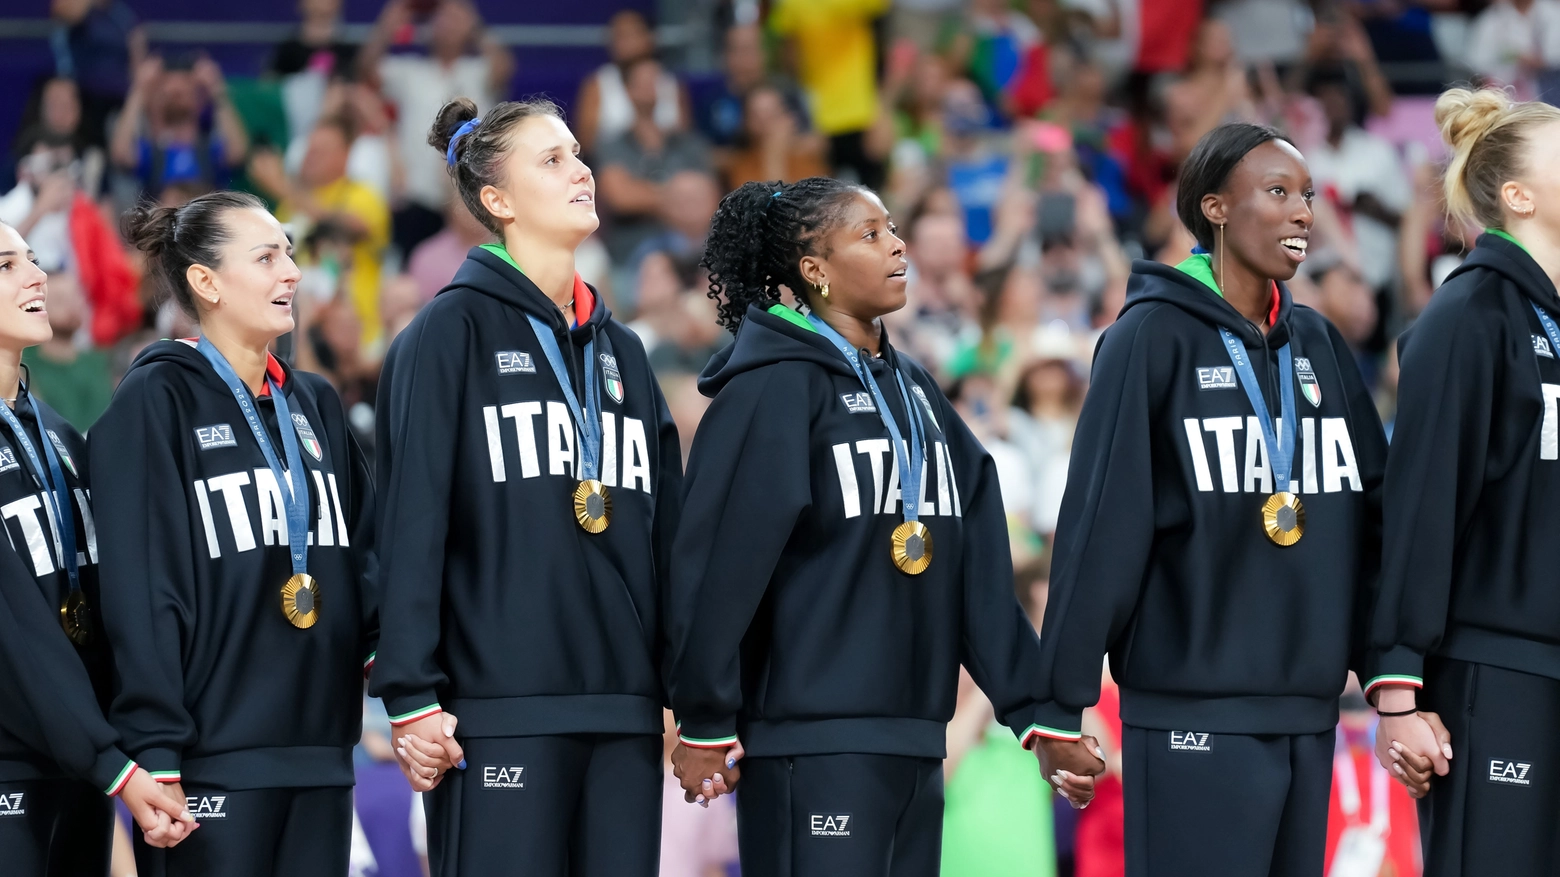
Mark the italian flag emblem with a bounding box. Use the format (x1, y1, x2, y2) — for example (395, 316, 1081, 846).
(291, 413, 323, 461)
(47, 431, 76, 477)
(601, 353, 624, 404)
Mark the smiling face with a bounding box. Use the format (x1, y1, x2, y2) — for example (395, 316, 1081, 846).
(0, 224, 52, 350)
(798, 190, 910, 321)
(187, 208, 302, 346)
(1205, 139, 1315, 281)
(481, 114, 598, 247)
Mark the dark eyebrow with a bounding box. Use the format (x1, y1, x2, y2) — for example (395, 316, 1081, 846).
(0, 250, 26, 257)
(250, 243, 281, 251)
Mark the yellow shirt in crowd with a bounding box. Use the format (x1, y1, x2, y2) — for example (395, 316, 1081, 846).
(278, 177, 390, 345)
(770, 0, 889, 136)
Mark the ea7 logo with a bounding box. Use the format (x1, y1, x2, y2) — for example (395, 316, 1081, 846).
(495, 351, 536, 375)
(1537, 335, 1556, 359)
(1197, 367, 1237, 391)
(1489, 759, 1533, 786)
(482, 765, 526, 789)
(195, 424, 237, 451)
(0, 792, 24, 816)
(810, 813, 852, 837)
(841, 392, 877, 414)
(186, 796, 228, 818)
(0, 446, 17, 474)
(1169, 731, 1212, 752)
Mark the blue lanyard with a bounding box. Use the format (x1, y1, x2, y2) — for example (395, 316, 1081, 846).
(806, 313, 926, 523)
(526, 315, 601, 482)
(1533, 302, 1560, 367)
(1219, 328, 1297, 494)
(195, 338, 310, 576)
(0, 392, 79, 593)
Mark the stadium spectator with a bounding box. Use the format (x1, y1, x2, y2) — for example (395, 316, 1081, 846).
(268, 0, 358, 79)
(48, 0, 144, 147)
(406, 198, 491, 303)
(722, 84, 829, 189)
(359, 0, 514, 255)
(11, 78, 102, 188)
(576, 10, 691, 156)
(1465, 0, 1560, 97)
(0, 140, 77, 272)
(109, 55, 249, 201)
(696, 23, 810, 155)
(20, 271, 114, 430)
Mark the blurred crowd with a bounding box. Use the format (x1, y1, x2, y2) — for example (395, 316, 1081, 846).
(7, 0, 1544, 874)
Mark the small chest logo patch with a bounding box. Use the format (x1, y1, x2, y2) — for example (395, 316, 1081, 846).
(810, 813, 852, 837)
(0, 446, 19, 475)
(601, 353, 624, 404)
(1197, 367, 1237, 391)
(1537, 335, 1555, 359)
(195, 424, 237, 451)
(841, 392, 877, 414)
(495, 351, 535, 375)
(0, 792, 24, 816)
(1295, 357, 1322, 408)
(46, 431, 76, 477)
(911, 384, 941, 430)
(482, 765, 526, 789)
(186, 796, 228, 819)
(1489, 759, 1533, 786)
(291, 413, 323, 462)
(1169, 731, 1212, 752)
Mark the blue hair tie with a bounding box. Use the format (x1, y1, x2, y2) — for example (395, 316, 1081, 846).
(446, 118, 482, 168)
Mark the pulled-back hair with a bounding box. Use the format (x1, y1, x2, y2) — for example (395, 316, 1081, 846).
(701, 177, 864, 333)
(429, 96, 565, 237)
(121, 190, 268, 318)
(1436, 86, 1560, 230)
(1176, 123, 1288, 250)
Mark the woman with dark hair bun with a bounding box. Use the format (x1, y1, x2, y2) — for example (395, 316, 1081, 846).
(664, 177, 1050, 876)
(1031, 123, 1389, 875)
(369, 97, 681, 876)
(95, 191, 378, 877)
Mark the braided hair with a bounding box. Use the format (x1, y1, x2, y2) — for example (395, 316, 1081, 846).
(702, 177, 864, 333)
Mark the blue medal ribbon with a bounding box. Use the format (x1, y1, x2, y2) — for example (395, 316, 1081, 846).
(806, 312, 927, 523)
(1533, 302, 1560, 366)
(527, 315, 601, 482)
(1219, 328, 1297, 494)
(195, 338, 310, 577)
(0, 391, 79, 594)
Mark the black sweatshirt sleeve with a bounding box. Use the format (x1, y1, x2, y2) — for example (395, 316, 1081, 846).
(936, 390, 1048, 747)
(368, 309, 465, 726)
(1032, 315, 1161, 739)
(0, 545, 135, 794)
(1366, 299, 1497, 697)
(647, 373, 684, 702)
(90, 368, 199, 782)
(666, 366, 812, 748)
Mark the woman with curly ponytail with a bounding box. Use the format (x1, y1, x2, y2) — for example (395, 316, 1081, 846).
(666, 178, 1050, 876)
(369, 96, 682, 877)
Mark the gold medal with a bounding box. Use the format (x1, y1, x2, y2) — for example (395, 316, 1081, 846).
(574, 480, 612, 533)
(891, 521, 933, 575)
(281, 573, 322, 629)
(1261, 492, 1305, 546)
(60, 591, 90, 646)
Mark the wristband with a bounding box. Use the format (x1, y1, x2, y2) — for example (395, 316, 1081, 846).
(1377, 707, 1418, 717)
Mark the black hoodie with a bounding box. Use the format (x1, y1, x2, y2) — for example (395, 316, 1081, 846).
(665, 305, 1047, 758)
(1368, 233, 1560, 692)
(369, 246, 681, 738)
(90, 342, 376, 790)
(0, 386, 136, 796)
(1032, 259, 1387, 741)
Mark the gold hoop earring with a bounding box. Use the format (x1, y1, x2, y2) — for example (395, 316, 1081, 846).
(819, 283, 830, 299)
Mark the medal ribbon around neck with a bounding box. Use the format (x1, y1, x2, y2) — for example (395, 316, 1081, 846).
(1533, 302, 1560, 369)
(526, 314, 609, 530)
(1218, 327, 1301, 544)
(0, 390, 84, 635)
(805, 311, 932, 573)
(195, 338, 315, 617)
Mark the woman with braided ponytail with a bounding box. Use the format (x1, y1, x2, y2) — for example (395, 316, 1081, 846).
(369, 97, 681, 877)
(665, 178, 1052, 876)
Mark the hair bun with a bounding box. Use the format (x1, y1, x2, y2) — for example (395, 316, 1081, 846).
(120, 201, 179, 258)
(428, 97, 482, 157)
(1436, 87, 1512, 157)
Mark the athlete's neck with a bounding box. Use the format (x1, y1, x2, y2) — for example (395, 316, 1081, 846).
(1211, 245, 1272, 333)
(812, 298, 884, 356)
(201, 323, 271, 394)
(501, 229, 576, 311)
(1505, 220, 1560, 291)
(0, 346, 21, 408)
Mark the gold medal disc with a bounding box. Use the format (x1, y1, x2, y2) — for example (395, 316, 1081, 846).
(60, 591, 90, 646)
(281, 573, 322, 629)
(1261, 492, 1305, 546)
(574, 480, 613, 533)
(891, 521, 934, 575)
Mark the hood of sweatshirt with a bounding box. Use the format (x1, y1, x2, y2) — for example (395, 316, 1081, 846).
(444, 244, 613, 339)
(699, 304, 897, 397)
(1448, 231, 1560, 311)
(1123, 257, 1294, 350)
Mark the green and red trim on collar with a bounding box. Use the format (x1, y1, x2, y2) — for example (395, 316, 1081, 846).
(1174, 254, 1281, 327)
(478, 243, 594, 328)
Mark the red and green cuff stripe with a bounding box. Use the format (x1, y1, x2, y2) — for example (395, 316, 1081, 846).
(1020, 724, 1082, 749)
(389, 703, 443, 727)
(674, 721, 739, 750)
(362, 652, 376, 677)
(105, 761, 138, 797)
(1363, 675, 1423, 699)
(149, 770, 181, 784)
